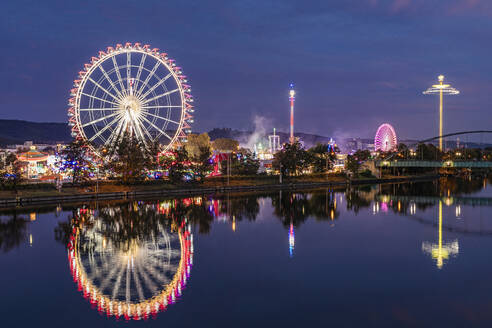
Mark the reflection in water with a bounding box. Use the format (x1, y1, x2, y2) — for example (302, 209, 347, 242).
(66, 206, 193, 320)
(421, 201, 459, 269)
(289, 222, 295, 257)
(0, 213, 29, 253)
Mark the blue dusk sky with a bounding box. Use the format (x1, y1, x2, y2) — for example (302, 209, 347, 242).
(1, 0, 491, 139)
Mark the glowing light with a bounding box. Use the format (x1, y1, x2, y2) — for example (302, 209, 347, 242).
(423, 75, 460, 151)
(455, 205, 461, 218)
(68, 42, 193, 157)
(422, 200, 459, 269)
(374, 123, 397, 152)
(289, 83, 295, 144)
(289, 223, 295, 257)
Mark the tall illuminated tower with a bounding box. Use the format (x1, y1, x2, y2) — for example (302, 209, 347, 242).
(289, 83, 296, 144)
(423, 75, 460, 151)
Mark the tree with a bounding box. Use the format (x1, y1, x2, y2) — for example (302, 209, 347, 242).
(416, 143, 442, 161)
(273, 141, 310, 176)
(212, 138, 239, 152)
(113, 132, 151, 183)
(220, 149, 259, 175)
(62, 139, 91, 184)
(345, 150, 371, 177)
(397, 143, 410, 159)
(186, 133, 211, 159)
(308, 143, 337, 173)
(160, 147, 189, 184)
(190, 145, 213, 182)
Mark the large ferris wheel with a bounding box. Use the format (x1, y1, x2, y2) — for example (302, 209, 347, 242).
(68, 43, 194, 156)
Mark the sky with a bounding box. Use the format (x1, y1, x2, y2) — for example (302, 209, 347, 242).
(1, 0, 492, 140)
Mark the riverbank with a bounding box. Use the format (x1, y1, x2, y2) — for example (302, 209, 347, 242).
(0, 174, 439, 208)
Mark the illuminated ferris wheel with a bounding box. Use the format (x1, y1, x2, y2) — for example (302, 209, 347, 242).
(68, 43, 194, 156)
(374, 123, 398, 152)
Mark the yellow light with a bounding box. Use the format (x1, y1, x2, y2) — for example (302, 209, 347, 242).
(438, 74, 444, 82)
(289, 90, 295, 97)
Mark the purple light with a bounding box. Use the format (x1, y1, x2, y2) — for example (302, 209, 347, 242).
(374, 123, 397, 152)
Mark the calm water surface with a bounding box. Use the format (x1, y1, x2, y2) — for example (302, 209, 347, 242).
(2, 177, 492, 327)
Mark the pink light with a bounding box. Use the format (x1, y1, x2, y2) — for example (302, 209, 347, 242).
(374, 123, 398, 152)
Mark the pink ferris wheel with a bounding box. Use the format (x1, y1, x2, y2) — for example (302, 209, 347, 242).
(374, 123, 397, 152)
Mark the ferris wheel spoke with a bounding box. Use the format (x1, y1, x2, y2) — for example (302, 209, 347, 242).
(139, 72, 172, 99)
(132, 265, 145, 301)
(79, 107, 119, 111)
(87, 77, 122, 102)
(141, 105, 181, 109)
(106, 118, 126, 147)
(133, 54, 147, 92)
(99, 261, 125, 291)
(89, 114, 123, 142)
(111, 264, 127, 299)
(82, 112, 120, 128)
(132, 117, 149, 147)
(81, 93, 119, 106)
(142, 88, 179, 105)
(137, 61, 160, 97)
(142, 111, 180, 125)
(140, 115, 173, 141)
(137, 265, 159, 294)
(136, 117, 155, 142)
(107, 118, 125, 146)
(99, 65, 124, 99)
(145, 259, 174, 283)
(126, 51, 132, 92)
(112, 56, 127, 97)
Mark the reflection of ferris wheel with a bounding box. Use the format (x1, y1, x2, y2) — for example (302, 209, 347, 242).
(68, 43, 194, 156)
(68, 213, 193, 320)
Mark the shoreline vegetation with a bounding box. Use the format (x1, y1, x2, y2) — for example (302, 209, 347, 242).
(0, 173, 439, 208)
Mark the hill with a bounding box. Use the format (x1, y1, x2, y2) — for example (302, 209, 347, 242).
(0, 120, 71, 145)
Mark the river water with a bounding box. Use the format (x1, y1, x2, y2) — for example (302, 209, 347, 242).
(1, 177, 492, 327)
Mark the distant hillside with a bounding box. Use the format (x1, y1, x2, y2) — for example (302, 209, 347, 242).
(0, 120, 71, 145)
(0, 121, 332, 147)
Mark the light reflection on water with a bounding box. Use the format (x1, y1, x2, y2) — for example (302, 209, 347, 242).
(1, 176, 492, 326)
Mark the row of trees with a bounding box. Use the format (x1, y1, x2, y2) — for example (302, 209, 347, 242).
(272, 141, 338, 176)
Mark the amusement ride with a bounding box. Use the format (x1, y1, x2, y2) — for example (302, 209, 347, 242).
(374, 123, 398, 152)
(68, 43, 194, 157)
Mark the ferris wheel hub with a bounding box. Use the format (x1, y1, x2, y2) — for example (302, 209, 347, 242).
(121, 95, 141, 113)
